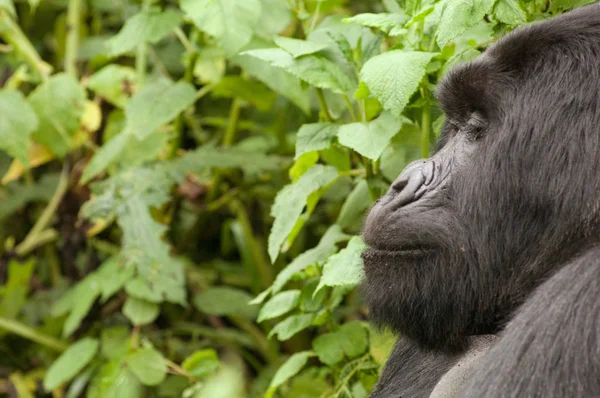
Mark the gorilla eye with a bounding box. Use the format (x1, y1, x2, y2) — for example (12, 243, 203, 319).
(464, 112, 487, 140)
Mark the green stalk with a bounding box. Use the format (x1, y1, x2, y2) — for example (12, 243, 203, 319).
(343, 94, 358, 122)
(0, 316, 67, 352)
(316, 88, 333, 122)
(0, 10, 51, 81)
(421, 98, 431, 158)
(223, 98, 242, 147)
(136, 0, 153, 84)
(65, 0, 82, 77)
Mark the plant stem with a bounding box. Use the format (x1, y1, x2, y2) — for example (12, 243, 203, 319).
(0, 316, 67, 352)
(65, 0, 82, 77)
(136, 0, 153, 84)
(15, 229, 58, 256)
(343, 95, 358, 122)
(316, 88, 333, 122)
(421, 94, 431, 158)
(0, 10, 52, 81)
(16, 166, 69, 256)
(223, 98, 242, 147)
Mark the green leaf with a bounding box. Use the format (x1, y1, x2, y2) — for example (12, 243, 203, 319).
(0, 174, 58, 221)
(255, 0, 292, 38)
(96, 256, 135, 302)
(268, 313, 315, 341)
(105, 7, 182, 56)
(343, 13, 409, 35)
(181, 349, 220, 378)
(80, 132, 129, 184)
(493, 0, 526, 26)
(336, 179, 373, 230)
(313, 322, 368, 365)
(0, 89, 38, 165)
(187, 358, 245, 398)
(62, 277, 101, 337)
(0, 0, 16, 17)
(127, 347, 167, 386)
(316, 236, 367, 293)
(101, 326, 130, 360)
(274, 36, 330, 58)
(338, 112, 405, 160)
(272, 224, 349, 294)
(440, 48, 481, 77)
(43, 338, 99, 391)
(232, 40, 310, 114)
(437, 0, 495, 48)
(28, 74, 86, 157)
(125, 277, 162, 303)
(312, 333, 344, 365)
(87, 65, 137, 108)
(181, 0, 261, 56)
(267, 351, 315, 392)
(0, 258, 35, 319)
(243, 48, 355, 94)
(360, 51, 435, 117)
(295, 123, 339, 159)
(212, 76, 275, 111)
(257, 290, 301, 322)
(193, 287, 257, 319)
(124, 79, 196, 139)
(87, 361, 142, 398)
(268, 165, 339, 262)
(123, 296, 159, 325)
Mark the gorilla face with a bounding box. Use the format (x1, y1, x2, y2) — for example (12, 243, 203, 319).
(362, 6, 600, 352)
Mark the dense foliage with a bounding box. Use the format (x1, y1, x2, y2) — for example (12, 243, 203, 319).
(0, 0, 589, 396)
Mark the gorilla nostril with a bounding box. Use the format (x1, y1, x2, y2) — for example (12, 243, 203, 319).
(394, 172, 425, 208)
(392, 177, 409, 192)
(423, 161, 435, 186)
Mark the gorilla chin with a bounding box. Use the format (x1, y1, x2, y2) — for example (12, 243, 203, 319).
(362, 4, 600, 398)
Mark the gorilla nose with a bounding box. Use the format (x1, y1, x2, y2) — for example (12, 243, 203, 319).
(390, 159, 429, 208)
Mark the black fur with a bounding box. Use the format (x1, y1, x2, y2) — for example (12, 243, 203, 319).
(362, 5, 600, 397)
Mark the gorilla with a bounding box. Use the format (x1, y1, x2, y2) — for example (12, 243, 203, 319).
(361, 5, 600, 397)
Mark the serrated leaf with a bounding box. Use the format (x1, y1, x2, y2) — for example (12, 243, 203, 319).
(231, 40, 310, 114)
(274, 36, 330, 58)
(243, 48, 354, 94)
(123, 296, 159, 325)
(181, 349, 219, 378)
(0, 89, 38, 165)
(437, 0, 495, 48)
(124, 79, 196, 139)
(268, 165, 339, 262)
(87, 65, 137, 108)
(493, 0, 526, 26)
(257, 290, 301, 322)
(360, 51, 435, 117)
(267, 351, 315, 392)
(268, 314, 315, 341)
(316, 236, 366, 292)
(338, 112, 405, 160)
(28, 74, 86, 157)
(193, 287, 257, 319)
(127, 347, 167, 386)
(295, 123, 339, 159)
(105, 7, 182, 56)
(343, 13, 409, 34)
(43, 338, 99, 391)
(181, 0, 261, 56)
(272, 224, 349, 294)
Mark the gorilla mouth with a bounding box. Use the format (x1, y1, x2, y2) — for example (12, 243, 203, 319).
(363, 245, 436, 258)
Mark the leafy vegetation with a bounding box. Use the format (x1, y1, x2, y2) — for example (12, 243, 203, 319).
(0, 0, 588, 396)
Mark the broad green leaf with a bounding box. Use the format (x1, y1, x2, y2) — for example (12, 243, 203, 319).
(0, 90, 38, 165)
(312, 333, 344, 365)
(268, 165, 339, 262)
(101, 326, 130, 360)
(295, 123, 339, 159)
(437, 0, 495, 48)
(124, 79, 196, 139)
(43, 338, 99, 391)
(123, 296, 159, 325)
(189, 358, 245, 398)
(317, 236, 367, 292)
(549, 0, 597, 11)
(212, 76, 275, 111)
(268, 313, 315, 340)
(232, 40, 310, 114)
(336, 179, 373, 230)
(80, 132, 129, 184)
(87, 65, 137, 108)
(243, 48, 355, 94)
(343, 13, 409, 35)
(193, 287, 257, 319)
(360, 51, 435, 117)
(96, 256, 136, 302)
(274, 36, 330, 58)
(28, 74, 86, 157)
(338, 112, 405, 160)
(181, 0, 261, 56)
(0, 174, 57, 220)
(194, 47, 226, 84)
(127, 347, 167, 386)
(105, 7, 182, 56)
(493, 0, 526, 26)
(125, 277, 162, 303)
(87, 360, 142, 398)
(63, 277, 101, 337)
(181, 349, 219, 378)
(267, 351, 315, 392)
(289, 152, 319, 181)
(257, 290, 301, 322)
(255, 0, 292, 38)
(0, 258, 35, 318)
(313, 322, 368, 366)
(272, 224, 349, 294)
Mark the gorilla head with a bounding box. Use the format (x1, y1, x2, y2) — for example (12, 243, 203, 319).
(362, 5, 600, 353)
